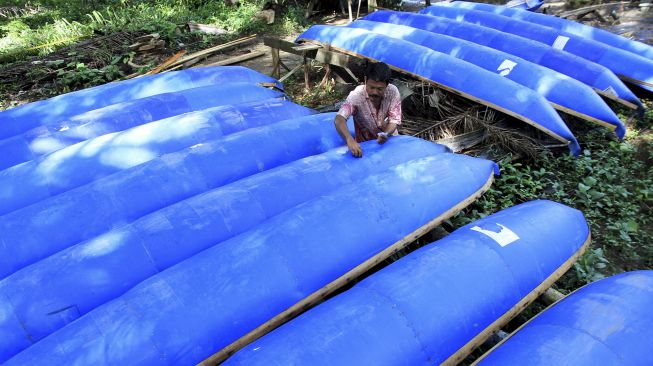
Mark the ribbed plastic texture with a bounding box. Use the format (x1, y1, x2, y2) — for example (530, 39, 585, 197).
(0, 99, 313, 215)
(5, 153, 498, 365)
(421, 5, 653, 92)
(0, 66, 280, 139)
(348, 19, 625, 137)
(0, 83, 284, 170)
(225, 200, 589, 365)
(449, 1, 653, 60)
(297, 25, 580, 154)
(0, 113, 352, 280)
(0, 137, 449, 361)
(362, 11, 641, 107)
(479, 271, 653, 365)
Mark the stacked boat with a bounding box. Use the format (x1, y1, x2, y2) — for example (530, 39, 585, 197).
(296, 2, 653, 155)
(0, 66, 504, 364)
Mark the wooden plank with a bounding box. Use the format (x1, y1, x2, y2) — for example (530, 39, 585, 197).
(558, 1, 629, 18)
(594, 88, 638, 110)
(145, 50, 186, 75)
(202, 50, 265, 67)
(278, 63, 303, 83)
(469, 237, 591, 366)
(292, 44, 322, 51)
(198, 173, 496, 365)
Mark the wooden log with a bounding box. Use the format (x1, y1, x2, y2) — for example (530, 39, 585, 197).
(539, 287, 565, 306)
(202, 50, 265, 67)
(198, 173, 497, 366)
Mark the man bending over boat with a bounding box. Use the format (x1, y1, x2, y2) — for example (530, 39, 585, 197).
(334, 62, 402, 158)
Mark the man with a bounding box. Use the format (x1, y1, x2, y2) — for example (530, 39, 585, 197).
(334, 62, 402, 158)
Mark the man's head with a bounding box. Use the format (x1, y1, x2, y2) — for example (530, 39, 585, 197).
(364, 62, 391, 104)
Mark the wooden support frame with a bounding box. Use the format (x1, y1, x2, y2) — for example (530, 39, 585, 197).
(264, 37, 361, 85)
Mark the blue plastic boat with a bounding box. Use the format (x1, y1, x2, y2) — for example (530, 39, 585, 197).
(0, 66, 279, 140)
(348, 20, 625, 137)
(504, 0, 544, 11)
(362, 11, 641, 109)
(421, 5, 653, 92)
(297, 25, 581, 154)
(478, 271, 653, 365)
(4, 153, 498, 365)
(0, 137, 449, 361)
(224, 200, 590, 365)
(449, 1, 653, 60)
(0, 99, 314, 216)
(0, 83, 283, 170)
(0, 113, 353, 280)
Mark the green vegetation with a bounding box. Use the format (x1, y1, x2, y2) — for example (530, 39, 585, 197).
(448, 125, 653, 291)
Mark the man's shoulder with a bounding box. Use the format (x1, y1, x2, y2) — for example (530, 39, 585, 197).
(386, 83, 400, 97)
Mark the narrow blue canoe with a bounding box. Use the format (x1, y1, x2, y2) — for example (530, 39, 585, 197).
(421, 5, 653, 92)
(504, 0, 544, 11)
(478, 271, 653, 365)
(0, 113, 352, 280)
(297, 25, 581, 154)
(363, 11, 641, 109)
(4, 154, 498, 365)
(0, 66, 280, 140)
(224, 200, 590, 365)
(448, 1, 653, 61)
(349, 20, 625, 137)
(0, 99, 313, 216)
(0, 83, 283, 170)
(0, 137, 449, 362)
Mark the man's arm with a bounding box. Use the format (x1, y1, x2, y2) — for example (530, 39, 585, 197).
(335, 114, 362, 158)
(377, 122, 398, 144)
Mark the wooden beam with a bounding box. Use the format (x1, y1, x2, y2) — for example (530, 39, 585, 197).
(166, 34, 256, 69)
(202, 50, 265, 67)
(271, 47, 280, 79)
(368, 0, 378, 13)
(198, 173, 496, 365)
(278, 63, 303, 83)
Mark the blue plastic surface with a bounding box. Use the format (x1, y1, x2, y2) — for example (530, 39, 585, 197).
(348, 20, 625, 137)
(0, 137, 449, 361)
(421, 5, 653, 92)
(5, 154, 498, 365)
(0, 83, 284, 170)
(450, 1, 653, 60)
(224, 200, 589, 365)
(0, 99, 313, 216)
(478, 271, 653, 365)
(0, 66, 280, 140)
(0, 113, 352, 280)
(297, 25, 580, 154)
(362, 11, 641, 108)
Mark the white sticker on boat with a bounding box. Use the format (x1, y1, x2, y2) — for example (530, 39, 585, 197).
(552, 36, 570, 50)
(603, 86, 618, 97)
(497, 60, 518, 77)
(471, 224, 520, 247)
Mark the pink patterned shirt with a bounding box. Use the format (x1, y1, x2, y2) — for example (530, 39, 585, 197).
(337, 84, 402, 142)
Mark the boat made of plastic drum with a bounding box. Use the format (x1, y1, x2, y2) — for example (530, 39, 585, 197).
(0, 83, 284, 170)
(447, 1, 653, 61)
(0, 99, 314, 216)
(0, 137, 449, 362)
(5, 154, 498, 366)
(224, 200, 590, 366)
(421, 5, 653, 92)
(0, 113, 352, 280)
(477, 271, 653, 366)
(297, 25, 581, 154)
(504, 0, 544, 11)
(362, 11, 641, 109)
(0, 66, 280, 140)
(348, 20, 625, 137)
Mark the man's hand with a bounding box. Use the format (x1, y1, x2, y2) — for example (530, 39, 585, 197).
(377, 132, 389, 145)
(347, 139, 363, 158)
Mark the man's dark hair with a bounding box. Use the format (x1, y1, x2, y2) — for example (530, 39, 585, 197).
(365, 62, 391, 84)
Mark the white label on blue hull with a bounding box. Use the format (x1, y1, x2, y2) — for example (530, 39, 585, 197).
(471, 224, 520, 247)
(497, 60, 518, 77)
(552, 36, 570, 50)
